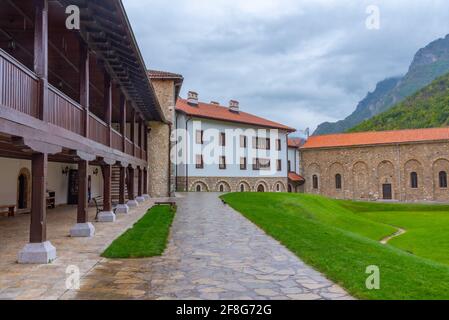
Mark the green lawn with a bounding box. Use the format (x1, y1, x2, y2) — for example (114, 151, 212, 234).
(221, 192, 449, 300)
(102, 205, 176, 259)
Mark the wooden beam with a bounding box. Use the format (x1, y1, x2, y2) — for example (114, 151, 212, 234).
(119, 166, 126, 204)
(104, 71, 112, 146)
(103, 164, 112, 211)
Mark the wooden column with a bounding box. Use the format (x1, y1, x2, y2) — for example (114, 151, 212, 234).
(34, 0, 48, 121)
(128, 167, 135, 200)
(30, 153, 48, 243)
(77, 160, 88, 223)
(143, 168, 148, 195)
(119, 166, 126, 204)
(137, 167, 143, 197)
(130, 109, 135, 156)
(104, 72, 112, 147)
(103, 164, 112, 212)
(79, 41, 89, 138)
(119, 95, 126, 152)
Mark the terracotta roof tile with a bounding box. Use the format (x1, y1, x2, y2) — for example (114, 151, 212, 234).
(148, 70, 184, 80)
(288, 172, 305, 182)
(288, 138, 304, 148)
(176, 98, 296, 132)
(302, 127, 449, 149)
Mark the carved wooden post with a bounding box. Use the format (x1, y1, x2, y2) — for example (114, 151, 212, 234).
(70, 160, 95, 237)
(34, 0, 48, 121)
(116, 164, 130, 214)
(136, 166, 144, 203)
(127, 166, 138, 207)
(104, 72, 112, 147)
(79, 41, 89, 138)
(120, 95, 126, 153)
(98, 164, 115, 222)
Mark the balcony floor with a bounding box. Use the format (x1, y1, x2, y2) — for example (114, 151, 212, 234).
(0, 200, 155, 300)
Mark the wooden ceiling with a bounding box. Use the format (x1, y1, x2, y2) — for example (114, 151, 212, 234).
(0, 0, 163, 123)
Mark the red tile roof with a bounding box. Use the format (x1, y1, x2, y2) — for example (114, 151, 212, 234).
(288, 172, 305, 182)
(176, 98, 296, 132)
(302, 127, 449, 149)
(288, 138, 303, 148)
(148, 70, 184, 80)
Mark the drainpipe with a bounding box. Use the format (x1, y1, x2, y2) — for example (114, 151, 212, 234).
(168, 122, 172, 197)
(185, 116, 192, 192)
(175, 113, 178, 192)
(397, 144, 402, 201)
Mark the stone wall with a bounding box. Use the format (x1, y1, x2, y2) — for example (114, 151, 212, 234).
(180, 176, 288, 193)
(147, 79, 176, 197)
(301, 141, 449, 202)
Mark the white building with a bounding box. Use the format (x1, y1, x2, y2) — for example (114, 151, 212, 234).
(287, 138, 305, 193)
(174, 92, 296, 192)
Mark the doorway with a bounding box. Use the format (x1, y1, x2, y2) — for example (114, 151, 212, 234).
(257, 184, 265, 192)
(17, 168, 31, 212)
(382, 184, 392, 200)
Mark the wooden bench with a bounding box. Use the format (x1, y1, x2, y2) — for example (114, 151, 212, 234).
(154, 201, 176, 209)
(0, 205, 16, 217)
(91, 197, 118, 221)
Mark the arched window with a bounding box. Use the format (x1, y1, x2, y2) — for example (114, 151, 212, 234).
(276, 183, 281, 192)
(196, 184, 202, 192)
(335, 174, 342, 190)
(240, 184, 245, 192)
(312, 175, 319, 189)
(219, 184, 224, 192)
(257, 184, 265, 192)
(410, 172, 418, 189)
(439, 171, 448, 188)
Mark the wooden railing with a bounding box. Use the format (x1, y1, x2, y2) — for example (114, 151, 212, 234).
(89, 113, 109, 146)
(111, 128, 123, 151)
(0, 50, 39, 118)
(48, 85, 84, 136)
(125, 138, 134, 156)
(1, 49, 148, 162)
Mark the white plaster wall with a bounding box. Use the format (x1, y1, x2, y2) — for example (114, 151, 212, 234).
(175, 114, 289, 178)
(0, 157, 103, 207)
(287, 147, 300, 174)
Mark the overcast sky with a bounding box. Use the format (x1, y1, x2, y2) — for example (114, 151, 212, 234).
(123, 0, 449, 132)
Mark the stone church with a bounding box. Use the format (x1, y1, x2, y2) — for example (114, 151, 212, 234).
(300, 128, 449, 202)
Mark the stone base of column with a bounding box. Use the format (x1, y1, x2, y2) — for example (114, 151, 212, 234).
(18, 241, 57, 264)
(142, 194, 150, 201)
(97, 211, 116, 223)
(116, 204, 130, 214)
(127, 199, 139, 208)
(136, 196, 145, 203)
(70, 223, 95, 237)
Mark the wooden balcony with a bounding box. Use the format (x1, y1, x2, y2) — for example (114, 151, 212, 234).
(0, 49, 147, 161)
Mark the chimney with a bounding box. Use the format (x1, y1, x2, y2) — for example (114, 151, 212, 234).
(210, 101, 220, 105)
(229, 100, 239, 113)
(187, 91, 198, 106)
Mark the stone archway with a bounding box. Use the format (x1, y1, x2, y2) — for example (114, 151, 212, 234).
(216, 181, 231, 193)
(273, 181, 286, 192)
(190, 180, 209, 192)
(352, 161, 369, 200)
(377, 160, 395, 200)
(238, 181, 251, 192)
(255, 180, 269, 193)
(17, 168, 31, 213)
(433, 158, 449, 201)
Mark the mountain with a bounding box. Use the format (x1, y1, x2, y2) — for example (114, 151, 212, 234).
(313, 34, 449, 135)
(349, 72, 449, 132)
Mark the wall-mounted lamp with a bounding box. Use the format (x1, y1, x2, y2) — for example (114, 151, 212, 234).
(8, 39, 16, 50)
(93, 168, 99, 176)
(61, 166, 69, 176)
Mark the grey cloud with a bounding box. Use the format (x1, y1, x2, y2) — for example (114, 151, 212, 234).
(123, 0, 449, 131)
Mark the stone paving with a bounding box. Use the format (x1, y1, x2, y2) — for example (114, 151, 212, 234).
(62, 193, 352, 300)
(0, 200, 157, 300)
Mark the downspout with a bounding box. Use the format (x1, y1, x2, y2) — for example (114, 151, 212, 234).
(397, 144, 402, 201)
(286, 132, 290, 185)
(168, 122, 172, 197)
(185, 116, 192, 192)
(175, 113, 178, 192)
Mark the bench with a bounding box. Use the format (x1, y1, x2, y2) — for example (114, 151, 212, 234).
(154, 201, 176, 209)
(0, 205, 16, 217)
(91, 197, 118, 221)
